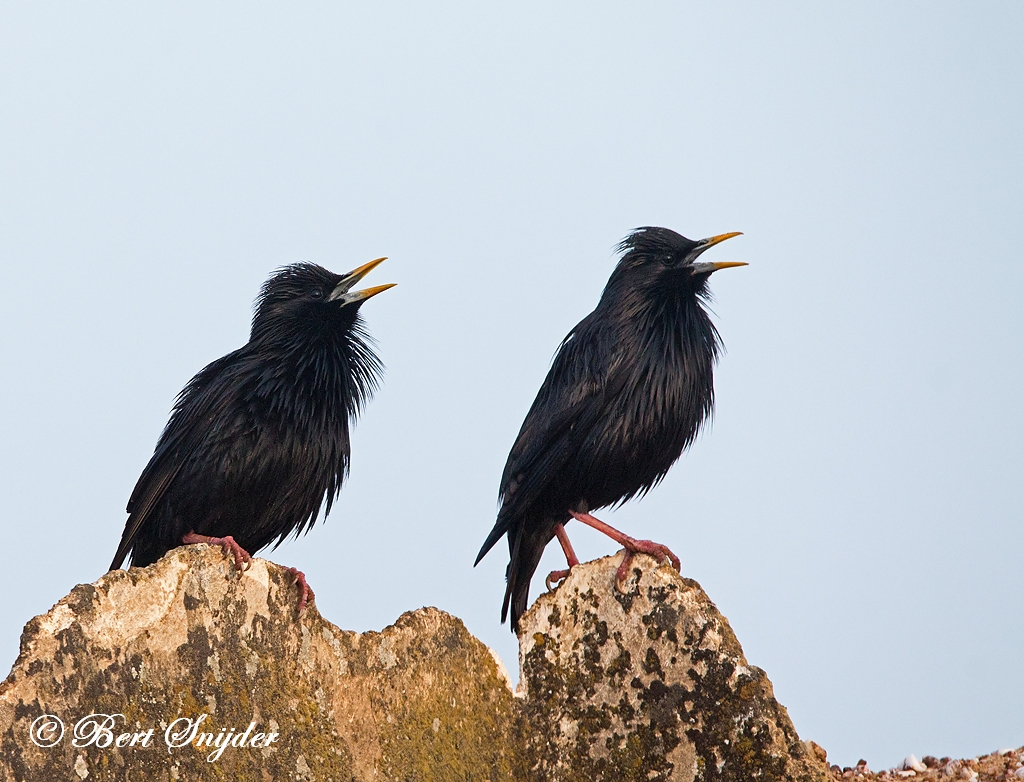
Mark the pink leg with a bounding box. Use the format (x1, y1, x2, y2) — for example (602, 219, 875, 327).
(182, 531, 251, 572)
(569, 511, 681, 582)
(285, 567, 315, 614)
(545, 523, 581, 591)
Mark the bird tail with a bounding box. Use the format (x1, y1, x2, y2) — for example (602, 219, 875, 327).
(478, 507, 551, 632)
(474, 514, 510, 566)
(109, 520, 137, 570)
(501, 521, 549, 632)
(109, 504, 173, 571)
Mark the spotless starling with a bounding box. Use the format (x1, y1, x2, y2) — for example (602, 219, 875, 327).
(476, 227, 745, 630)
(109, 260, 395, 611)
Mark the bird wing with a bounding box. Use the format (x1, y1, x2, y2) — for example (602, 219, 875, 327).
(109, 350, 245, 570)
(476, 313, 623, 563)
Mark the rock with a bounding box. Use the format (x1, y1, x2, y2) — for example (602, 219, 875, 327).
(872, 749, 1024, 782)
(516, 553, 830, 781)
(809, 741, 829, 764)
(0, 545, 523, 780)
(904, 756, 928, 773)
(12, 545, 1005, 781)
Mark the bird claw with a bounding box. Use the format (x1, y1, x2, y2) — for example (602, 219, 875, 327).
(183, 532, 252, 573)
(567, 511, 680, 576)
(615, 550, 638, 591)
(545, 568, 571, 592)
(620, 537, 680, 572)
(285, 567, 314, 614)
(614, 538, 681, 591)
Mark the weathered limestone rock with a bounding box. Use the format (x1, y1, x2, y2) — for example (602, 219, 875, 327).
(0, 547, 832, 781)
(0, 546, 523, 781)
(517, 554, 830, 782)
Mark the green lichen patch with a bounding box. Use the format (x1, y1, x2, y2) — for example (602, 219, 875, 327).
(518, 554, 831, 782)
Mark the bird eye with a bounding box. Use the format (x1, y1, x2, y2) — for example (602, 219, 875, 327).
(310, 289, 324, 299)
(661, 253, 677, 266)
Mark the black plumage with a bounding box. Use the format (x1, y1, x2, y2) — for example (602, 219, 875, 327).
(110, 260, 394, 595)
(476, 227, 745, 630)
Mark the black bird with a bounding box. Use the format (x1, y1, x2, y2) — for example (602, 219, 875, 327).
(110, 260, 395, 610)
(475, 227, 745, 629)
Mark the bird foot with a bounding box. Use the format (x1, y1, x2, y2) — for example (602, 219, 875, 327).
(545, 568, 572, 591)
(614, 550, 639, 593)
(285, 567, 314, 614)
(182, 532, 252, 572)
(568, 512, 680, 580)
(545, 522, 579, 591)
(614, 538, 680, 584)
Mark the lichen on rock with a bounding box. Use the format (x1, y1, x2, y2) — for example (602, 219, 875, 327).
(0, 546, 522, 781)
(0, 546, 834, 781)
(516, 553, 831, 782)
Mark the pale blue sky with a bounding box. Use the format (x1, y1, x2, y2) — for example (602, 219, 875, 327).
(1, 2, 1021, 768)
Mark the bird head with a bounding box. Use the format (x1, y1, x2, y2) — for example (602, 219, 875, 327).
(610, 227, 746, 300)
(250, 260, 395, 342)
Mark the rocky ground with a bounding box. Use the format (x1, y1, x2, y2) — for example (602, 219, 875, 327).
(822, 748, 1024, 782)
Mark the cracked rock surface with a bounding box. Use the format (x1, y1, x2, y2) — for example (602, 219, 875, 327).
(0, 547, 836, 780)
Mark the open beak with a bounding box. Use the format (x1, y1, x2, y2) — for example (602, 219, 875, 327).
(688, 232, 747, 274)
(328, 257, 396, 305)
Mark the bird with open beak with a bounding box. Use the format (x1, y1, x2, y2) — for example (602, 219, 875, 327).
(110, 258, 395, 612)
(476, 227, 746, 630)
